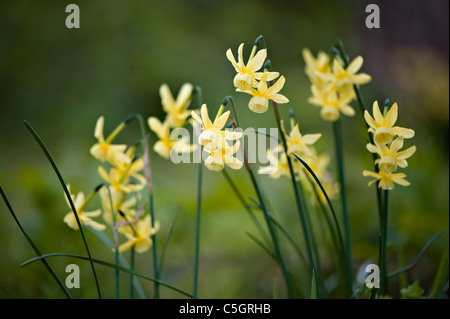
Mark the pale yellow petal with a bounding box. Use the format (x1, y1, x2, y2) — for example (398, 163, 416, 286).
(246, 48, 267, 72)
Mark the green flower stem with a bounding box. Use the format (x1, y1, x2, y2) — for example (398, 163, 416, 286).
(192, 86, 204, 299)
(130, 246, 135, 299)
(222, 169, 270, 246)
(332, 119, 353, 294)
(379, 190, 389, 296)
(256, 36, 319, 291)
(25, 121, 102, 299)
(246, 166, 297, 298)
(227, 96, 296, 298)
(193, 162, 203, 299)
(128, 113, 160, 298)
(0, 185, 72, 299)
(293, 153, 350, 296)
(106, 186, 120, 299)
(272, 101, 317, 285)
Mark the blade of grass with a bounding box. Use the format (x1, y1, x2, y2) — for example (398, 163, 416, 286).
(311, 269, 317, 299)
(246, 232, 278, 262)
(20, 253, 194, 298)
(429, 240, 449, 299)
(24, 120, 102, 298)
(86, 226, 146, 298)
(388, 231, 443, 279)
(292, 153, 351, 295)
(0, 185, 72, 298)
(332, 118, 353, 295)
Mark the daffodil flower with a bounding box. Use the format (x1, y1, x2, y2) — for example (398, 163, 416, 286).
(308, 84, 355, 121)
(239, 72, 289, 114)
(366, 136, 416, 173)
(204, 140, 243, 172)
(281, 121, 321, 159)
(63, 186, 106, 231)
(117, 214, 160, 253)
(99, 186, 137, 225)
(160, 83, 193, 128)
(90, 116, 130, 165)
(258, 145, 291, 179)
(364, 101, 415, 145)
(321, 56, 372, 91)
(98, 165, 146, 194)
(362, 170, 410, 190)
(302, 48, 331, 86)
(191, 104, 242, 152)
(226, 43, 279, 91)
(148, 117, 194, 159)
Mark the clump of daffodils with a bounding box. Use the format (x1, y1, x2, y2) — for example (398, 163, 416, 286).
(63, 116, 159, 254)
(362, 101, 416, 190)
(227, 42, 289, 113)
(303, 48, 371, 122)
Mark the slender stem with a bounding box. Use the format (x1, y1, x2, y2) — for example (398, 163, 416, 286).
(222, 169, 270, 246)
(193, 162, 202, 299)
(106, 186, 120, 299)
(192, 86, 203, 299)
(379, 190, 389, 296)
(332, 119, 353, 293)
(130, 246, 135, 299)
(227, 96, 296, 298)
(247, 167, 297, 298)
(272, 102, 316, 284)
(293, 153, 350, 295)
(133, 113, 160, 298)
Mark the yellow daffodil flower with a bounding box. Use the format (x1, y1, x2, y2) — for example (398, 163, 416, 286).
(364, 101, 416, 145)
(239, 72, 289, 114)
(63, 186, 106, 231)
(367, 136, 416, 173)
(90, 116, 130, 165)
(99, 186, 137, 225)
(160, 83, 193, 128)
(282, 120, 321, 159)
(308, 84, 355, 121)
(363, 170, 410, 190)
(302, 48, 331, 86)
(118, 214, 160, 253)
(204, 140, 243, 172)
(148, 117, 194, 159)
(226, 43, 279, 91)
(258, 145, 291, 179)
(98, 165, 146, 194)
(321, 56, 372, 91)
(191, 104, 242, 152)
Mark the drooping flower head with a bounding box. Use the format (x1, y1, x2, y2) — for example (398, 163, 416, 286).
(239, 72, 289, 114)
(160, 83, 193, 128)
(226, 43, 279, 91)
(90, 116, 130, 165)
(63, 185, 106, 231)
(191, 104, 242, 152)
(364, 101, 415, 145)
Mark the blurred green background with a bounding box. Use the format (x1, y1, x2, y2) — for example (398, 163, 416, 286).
(0, 0, 448, 298)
